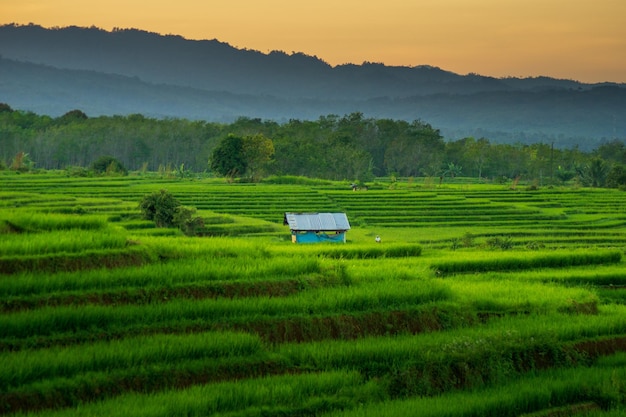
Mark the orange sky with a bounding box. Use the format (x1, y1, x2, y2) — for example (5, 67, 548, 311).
(2, 0, 625, 83)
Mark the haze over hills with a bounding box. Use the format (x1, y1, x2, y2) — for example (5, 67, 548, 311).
(1, 23, 625, 149)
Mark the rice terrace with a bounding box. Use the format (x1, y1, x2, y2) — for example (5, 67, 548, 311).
(2, 172, 626, 416)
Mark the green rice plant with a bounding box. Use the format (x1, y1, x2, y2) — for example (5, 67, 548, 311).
(0, 331, 263, 391)
(345, 257, 432, 283)
(596, 288, 626, 305)
(0, 279, 453, 344)
(11, 371, 383, 417)
(432, 250, 622, 275)
(390, 354, 626, 417)
(201, 222, 281, 236)
(0, 228, 129, 256)
(119, 220, 156, 229)
(448, 280, 599, 314)
(0, 211, 107, 232)
(2, 354, 284, 415)
(262, 175, 334, 185)
(7, 310, 624, 411)
(464, 263, 626, 288)
(0, 192, 77, 208)
(0, 268, 607, 350)
(0, 256, 326, 298)
(2, 176, 626, 416)
(277, 305, 626, 373)
(273, 309, 626, 401)
(333, 260, 599, 314)
(0, 246, 154, 275)
(316, 243, 423, 259)
(568, 409, 626, 417)
(321, 362, 626, 416)
(0, 260, 347, 312)
(137, 235, 276, 260)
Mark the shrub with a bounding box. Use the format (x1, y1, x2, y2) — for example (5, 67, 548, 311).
(139, 190, 204, 235)
(173, 206, 205, 236)
(606, 164, 626, 189)
(462, 232, 475, 248)
(65, 166, 91, 177)
(10, 152, 34, 172)
(139, 190, 181, 228)
(486, 236, 514, 250)
(91, 156, 128, 176)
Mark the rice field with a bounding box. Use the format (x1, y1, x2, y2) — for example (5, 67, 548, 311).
(1, 172, 626, 416)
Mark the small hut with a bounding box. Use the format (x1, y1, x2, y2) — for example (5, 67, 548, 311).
(283, 212, 351, 243)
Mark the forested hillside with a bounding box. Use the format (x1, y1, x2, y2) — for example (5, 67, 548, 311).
(2, 105, 626, 188)
(0, 24, 519, 99)
(1, 24, 625, 147)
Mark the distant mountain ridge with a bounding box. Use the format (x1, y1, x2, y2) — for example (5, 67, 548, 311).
(0, 23, 607, 98)
(1, 23, 625, 149)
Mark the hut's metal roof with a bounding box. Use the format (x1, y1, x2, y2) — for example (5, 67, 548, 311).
(283, 212, 351, 231)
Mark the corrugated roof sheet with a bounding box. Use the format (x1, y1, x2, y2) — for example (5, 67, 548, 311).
(284, 212, 351, 231)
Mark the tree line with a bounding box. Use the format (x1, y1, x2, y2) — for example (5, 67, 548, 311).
(1, 104, 625, 187)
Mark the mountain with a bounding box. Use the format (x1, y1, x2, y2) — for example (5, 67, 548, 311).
(0, 23, 515, 99)
(1, 23, 625, 148)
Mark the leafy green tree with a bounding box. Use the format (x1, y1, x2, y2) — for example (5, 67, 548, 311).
(384, 120, 444, 177)
(210, 134, 247, 180)
(139, 190, 204, 235)
(173, 206, 205, 236)
(138, 189, 181, 228)
(606, 164, 626, 189)
(272, 119, 319, 177)
(91, 155, 128, 176)
(373, 118, 404, 177)
(441, 162, 462, 179)
(524, 143, 554, 184)
(445, 137, 491, 179)
(555, 165, 576, 184)
(56, 109, 88, 125)
(489, 143, 528, 180)
(173, 163, 193, 179)
(2, 106, 621, 183)
(229, 116, 280, 137)
(595, 139, 626, 165)
(243, 133, 274, 181)
(467, 138, 491, 179)
(210, 133, 275, 181)
(577, 158, 609, 187)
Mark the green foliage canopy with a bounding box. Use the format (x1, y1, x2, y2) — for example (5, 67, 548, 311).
(1, 107, 625, 185)
(91, 156, 128, 176)
(243, 133, 274, 181)
(209, 134, 247, 179)
(138, 189, 181, 228)
(138, 190, 204, 235)
(606, 164, 626, 189)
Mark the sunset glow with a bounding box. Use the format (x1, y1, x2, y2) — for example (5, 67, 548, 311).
(1, 0, 625, 83)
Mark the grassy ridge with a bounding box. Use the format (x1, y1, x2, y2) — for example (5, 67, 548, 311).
(0, 280, 452, 344)
(0, 246, 153, 275)
(325, 354, 626, 417)
(431, 250, 622, 275)
(0, 332, 263, 391)
(0, 256, 326, 298)
(3, 312, 626, 414)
